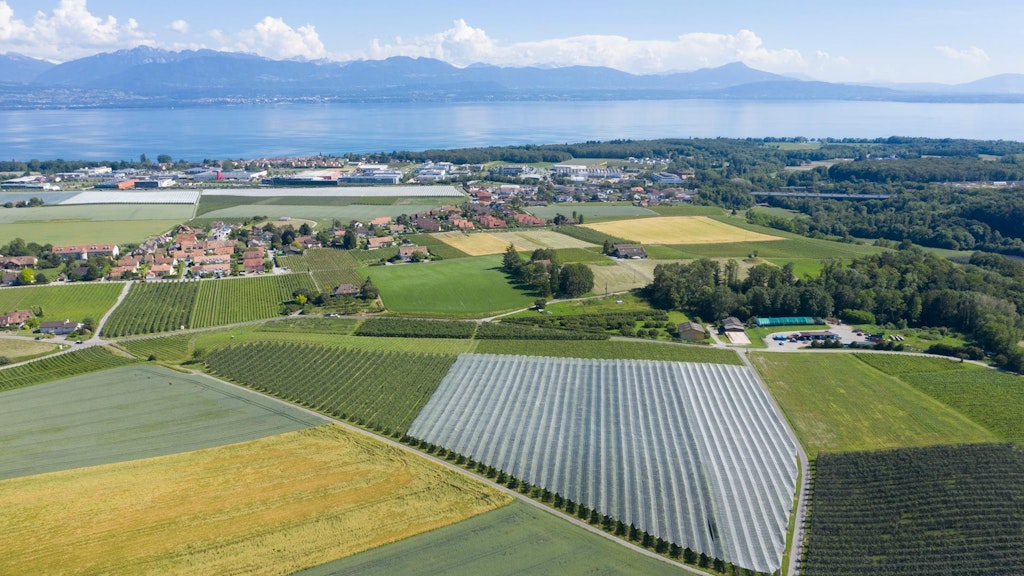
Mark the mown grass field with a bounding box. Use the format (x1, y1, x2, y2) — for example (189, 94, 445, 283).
(475, 338, 742, 364)
(0, 346, 134, 393)
(0, 338, 59, 362)
(363, 255, 535, 317)
(582, 216, 781, 245)
(588, 259, 663, 293)
(0, 204, 194, 223)
(0, 425, 511, 576)
(856, 354, 1024, 445)
(0, 283, 123, 324)
(525, 204, 660, 220)
(750, 352, 995, 457)
(0, 364, 323, 479)
(298, 501, 685, 576)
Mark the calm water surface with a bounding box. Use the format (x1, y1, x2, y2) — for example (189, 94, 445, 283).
(2, 100, 1023, 161)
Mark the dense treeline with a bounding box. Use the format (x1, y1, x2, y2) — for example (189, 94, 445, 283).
(646, 248, 1024, 372)
(827, 156, 1024, 183)
(759, 186, 1024, 255)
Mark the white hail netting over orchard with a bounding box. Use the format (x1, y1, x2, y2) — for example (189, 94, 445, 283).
(409, 354, 797, 573)
(202, 185, 464, 197)
(59, 191, 201, 204)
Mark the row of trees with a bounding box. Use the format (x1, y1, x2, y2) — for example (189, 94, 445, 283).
(501, 244, 594, 299)
(646, 248, 1024, 372)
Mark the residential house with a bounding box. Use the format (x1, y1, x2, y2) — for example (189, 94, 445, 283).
(243, 258, 265, 274)
(475, 190, 494, 204)
(295, 235, 321, 249)
(613, 244, 648, 259)
(412, 217, 441, 232)
(388, 224, 407, 235)
(0, 309, 33, 327)
(39, 319, 81, 335)
(369, 216, 392, 228)
(146, 263, 175, 279)
(513, 213, 546, 226)
(242, 248, 265, 260)
(1, 271, 18, 285)
(107, 265, 137, 279)
(366, 236, 395, 250)
(399, 245, 429, 261)
(478, 215, 506, 229)
(677, 321, 706, 341)
(52, 244, 120, 260)
(451, 217, 475, 230)
(333, 283, 361, 297)
(192, 263, 230, 277)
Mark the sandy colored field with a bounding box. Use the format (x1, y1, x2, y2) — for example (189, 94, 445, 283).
(433, 230, 595, 256)
(582, 216, 782, 244)
(0, 337, 59, 361)
(0, 424, 511, 576)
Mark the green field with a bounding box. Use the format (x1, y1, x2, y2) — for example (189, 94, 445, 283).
(118, 334, 195, 362)
(200, 203, 443, 221)
(856, 354, 1024, 445)
(403, 234, 471, 259)
(750, 353, 995, 457)
(0, 220, 185, 246)
(298, 501, 686, 576)
(525, 204, 659, 220)
(0, 346, 135, 392)
(277, 248, 364, 292)
(475, 339, 743, 364)
(0, 283, 123, 324)
(0, 364, 324, 479)
(257, 317, 360, 335)
(0, 204, 194, 223)
(191, 274, 317, 327)
(203, 342, 458, 434)
(364, 255, 536, 317)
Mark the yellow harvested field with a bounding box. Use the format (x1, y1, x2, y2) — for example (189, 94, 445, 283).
(0, 424, 511, 576)
(0, 337, 59, 360)
(433, 230, 595, 256)
(582, 216, 782, 244)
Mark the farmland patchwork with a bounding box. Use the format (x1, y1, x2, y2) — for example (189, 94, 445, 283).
(408, 354, 798, 573)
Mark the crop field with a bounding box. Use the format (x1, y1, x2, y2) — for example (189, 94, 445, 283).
(402, 233, 470, 259)
(277, 248, 359, 273)
(856, 354, 1024, 444)
(649, 205, 730, 217)
(0, 204, 194, 223)
(0, 283, 123, 324)
(0, 425, 510, 576)
(258, 317, 359, 335)
(199, 203, 443, 221)
(118, 334, 195, 362)
(474, 338, 742, 363)
(749, 353, 995, 457)
(204, 342, 458, 434)
(0, 365, 324, 479)
(0, 219, 184, 245)
(589, 259, 662, 292)
(581, 216, 782, 245)
(431, 230, 596, 256)
(102, 281, 200, 337)
(525, 204, 660, 220)
(0, 346, 135, 392)
(191, 274, 317, 328)
(0, 338, 58, 362)
(354, 318, 477, 339)
(409, 354, 798, 573)
(803, 444, 1024, 576)
(204, 185, 465, 197)
(363, 255, 536, 317)
(299, 501, 686, 576)
(59, 191, 201, 205)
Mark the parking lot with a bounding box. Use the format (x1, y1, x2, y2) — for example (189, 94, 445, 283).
(759, 323, 866, 351)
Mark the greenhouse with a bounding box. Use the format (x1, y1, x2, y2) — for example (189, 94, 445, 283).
(754, 316, 824, 327)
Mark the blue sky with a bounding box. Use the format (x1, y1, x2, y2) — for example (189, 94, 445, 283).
(1, 0, 1020, 84)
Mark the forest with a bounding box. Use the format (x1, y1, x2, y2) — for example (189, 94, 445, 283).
(645, 248, 1024, 373)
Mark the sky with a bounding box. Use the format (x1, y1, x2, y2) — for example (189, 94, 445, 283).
(0, 0, 1020, 84)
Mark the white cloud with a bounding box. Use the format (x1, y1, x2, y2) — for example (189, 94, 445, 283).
(0, 0, 150, 61)
(228, 16, 326, 60)
(354, 19, 806, 75)
(935, 45, 989, 66)
(168, 19, 189, 35)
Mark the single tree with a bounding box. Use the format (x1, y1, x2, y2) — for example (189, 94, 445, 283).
(501, 243, 523, 276)
(17, 267, 34, 285)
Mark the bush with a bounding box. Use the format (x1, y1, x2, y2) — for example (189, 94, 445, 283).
(840, 308, 876, 325)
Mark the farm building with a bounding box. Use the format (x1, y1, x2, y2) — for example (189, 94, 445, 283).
(366, 236, 395, 250)
(38, 319, 80, 335)
(613, 244, 648, 259)
(719, 316, 745, 333)
(0, 256, 38, 269)
(755, 316, 824, 327)
(677, 321, 706, 341)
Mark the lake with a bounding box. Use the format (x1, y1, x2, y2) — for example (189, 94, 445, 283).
(3, 99, 1024, 161)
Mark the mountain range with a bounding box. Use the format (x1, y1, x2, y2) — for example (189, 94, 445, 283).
(2, 46, 1023, 108)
